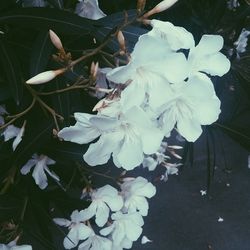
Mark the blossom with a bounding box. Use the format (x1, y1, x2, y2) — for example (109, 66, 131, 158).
(162, 163, 180, 182)
(20, 154, 59, 189)
(234, 28, 250, 55)
(75, 0, 106, 20)
(78, 230, 112, 250)
(141, 235, 152, 244)
(159, 73, 221, 141)
(59, 105, 163, 170)
(2, 122, 26, 151)
(100, 211, 144, 247)
(53, 210, 92, 249)
(120, 177, 156, 216)
(85, 185, 123, 227)
(0, 239, 32, 250)
(188, 34, 230, 77)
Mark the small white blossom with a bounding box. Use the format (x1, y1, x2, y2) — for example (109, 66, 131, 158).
(78, 230, 112, 250)
(53, 210, 92, 249)
(2, 121, 26, 151)
(234, 28, 250, 55)
(100, 211, 144, 247)
(20, 154, 59, 189)
(85, 185, 123, 227)
(120, 177, 156, 216)
(162, 163, 180, 182)
(75, 0, 106, 20)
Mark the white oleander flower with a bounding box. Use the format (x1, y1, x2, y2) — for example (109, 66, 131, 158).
(0, 239, 32, 250)
(20, 154, 59, 189)
(85, 185, 123, 227)
(107, 33, 189, 110)
(2, 121, 26, 151)
(188, 34, 230, 77)
(120, 177, 156, 216)
(59, 105, 163, 170)
(75, 0, 106, 20)
(159, 73, 221, 141)
(100, 211, 144, 247)
(78, 229, 112, 250)
(53, 210, 92, 249)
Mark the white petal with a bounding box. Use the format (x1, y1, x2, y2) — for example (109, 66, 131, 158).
(89, 116, 120, 131)
(32, 163, 48, 189)
(58, 122, 100, 144)
(117, 136, 144, 170)
(20, 159, 37, 175)
(142, 157, 158, 171)
(125, 222, 143, 242)
(100, 225, 114, 236)
(95, 202, 110, 227)
(63, 228, 79, 249)
(3, 125, 20, 141)
(77, 224, 92, 240)
(84, 133, 121, 166)
(141, 235, 152, 244)
(53, 218, 71, 227)
(177, 117, 202, 142)
(150, 20, 195, 50)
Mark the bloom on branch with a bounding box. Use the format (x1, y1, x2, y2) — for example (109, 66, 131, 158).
(85, 185, 123, 227)
(100, 211, 144, 248)
(53, 210, 92, 249)
(20, 154, 59, 189)
(120, 177, 156, 216)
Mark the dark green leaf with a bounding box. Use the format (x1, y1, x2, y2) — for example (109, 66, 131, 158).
(0, 8, 95, 35)
(0, 38, 24, 105)
(30, 30, 54, 77)
(47, 0, 64, 9)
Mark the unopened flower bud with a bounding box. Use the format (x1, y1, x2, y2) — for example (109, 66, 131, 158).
(49, 29, 64, 52)
(26, 68, 66, 85)
(117, 31, 126, 52)
(137, 0, 146, 14)
(90, 61, 99, 78)
(143, 0, 178, 18)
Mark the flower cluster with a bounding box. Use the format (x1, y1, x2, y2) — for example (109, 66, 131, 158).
(53, 177, 156, 249)
(58, 19, 230, 171)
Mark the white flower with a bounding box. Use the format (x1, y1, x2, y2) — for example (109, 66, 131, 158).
(2, 121, 26, 151)
(107, 33, 189, 110)
(0, 239, 32, 250)
(100, 211, 144, 247)
(200, 190, 207, 196)
(78, 230, 112, 250)
(218, 217, 224, 222)
(159, 74, 221, 141)
(149, 19, 195, 50)
(75, 0, 106, 20)
(234, 28, 250, 55)
(120, 177, 156, 216)
(85, 185, 123, 227)
(59, 105, 163, 170)
(188, 34, 230, 77)
(53, 210, 92, 249)
(20, 154, 59, 189)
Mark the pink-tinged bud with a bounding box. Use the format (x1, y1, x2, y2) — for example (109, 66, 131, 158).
(137, 0, 146, 13)
(143, 0, 178, 18)
(26, 68, 66, 85)
(49, 29, 64, 51)
(117, 31, 126, 52)
(90, 61, 99, 78)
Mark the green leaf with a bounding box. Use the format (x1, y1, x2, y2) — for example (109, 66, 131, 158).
(0, 7, 96, 35)
(0, 38, 24, 105)
(29, 30, 54, 77)
(47, 0, 64, 9)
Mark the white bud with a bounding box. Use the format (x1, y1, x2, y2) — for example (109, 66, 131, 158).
(117, 31, 126, 52)
(26, 69, 66, 85)
(143, 0, 178, 18)
(49, 29, 64, 51)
